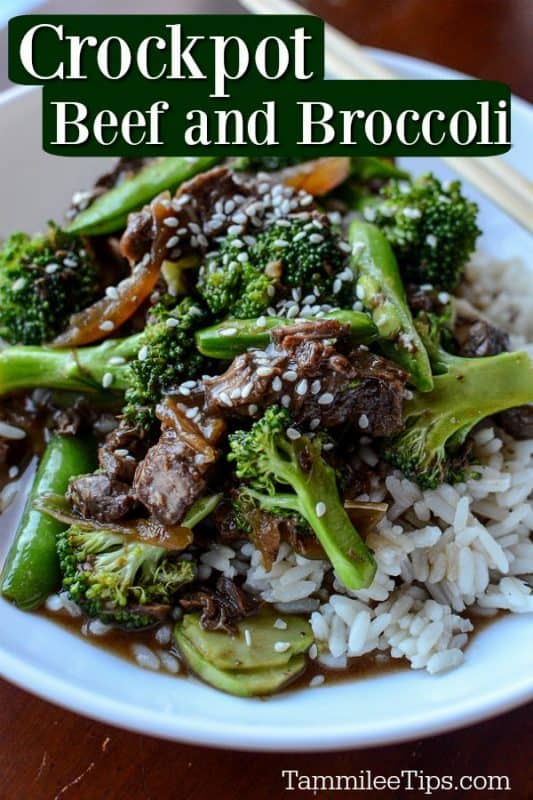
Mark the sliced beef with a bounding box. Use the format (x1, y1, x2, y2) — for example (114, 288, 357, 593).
(179, 576, 258, 633)
(67, 473, 138, 523)
(133, 398, 225, 525)
(204, 320, 407, 437)
(98, 422, 151, 484)
(498, 406, 533, 440)
(455, 318, 510, 358)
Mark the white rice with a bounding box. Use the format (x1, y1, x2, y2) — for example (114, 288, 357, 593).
(199, 256, 533, 675)
(40, 256, 533, 678)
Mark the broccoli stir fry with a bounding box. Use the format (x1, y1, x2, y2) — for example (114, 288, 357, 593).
(0, 156, 531, 697)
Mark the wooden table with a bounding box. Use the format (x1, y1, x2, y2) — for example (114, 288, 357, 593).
(1, 1, 531, 798)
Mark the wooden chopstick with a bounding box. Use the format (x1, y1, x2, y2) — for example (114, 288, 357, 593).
(240, 0, 533, 232)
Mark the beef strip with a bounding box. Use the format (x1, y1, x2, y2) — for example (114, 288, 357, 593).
(98, 422, 151, 484)
(453, 302, 533, 438)
(120, 165, 317, 267)
(179, 576, 258, 633)
(133, 398, 226, 525)
(455, 318, 510, 358)
(204, 320, 407, 437)
(67, 473, 138, 523)
(497, 406, 533, 440)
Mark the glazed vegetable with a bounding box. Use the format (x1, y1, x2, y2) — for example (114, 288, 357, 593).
(349, 219, 433, 391)
(281, 157, 351, 195)
(0, 227, 100, 345)
(67, 156, 221, 236)
(383, 348, 533, 488)
(0, 297, 208, 430)
(228, 407, 376, 590)
(58, 524, 197, 629)
(195, 310, 377, 359)
(35, 492, 222, 551)
(366, 173, 480, 290)
(0, 436, 97, 610)
(175, 610, 312, 696)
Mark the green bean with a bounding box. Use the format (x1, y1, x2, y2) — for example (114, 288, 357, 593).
(195, 310, 378, 359)
(67, 156, 221, 236)
(349, 219, 434, 392)
(0, 435, 97, 610)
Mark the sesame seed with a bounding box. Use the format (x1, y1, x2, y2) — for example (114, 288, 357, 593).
(12, 278, 26, 291)
(63, 257, 78, 268)
(182, 380, 197, 389)
(318, 392, 334, 405)
(45, 263, 60, 274)
(282, 370, 297, 382)
(166, 236, 179, 249)
(8, 465, 19, 479)
(228, 224, 243, 236)
(105, 286, 119, 300)
(219, 392, 232, 407)
(272, 376, 282, 392)
(274, 239, 289, 247)
(185, 406, 199, 419)
(237, 252, 248, 263)
(232, 238, 244, 248)
(300, 193, 313, 207)
(244, 628, 252, 647)
(220, 327, 238, 336)
(287, 304, 300, 319)
(102, 372, 113, 388)
(425, 233, 438, 247)
(188, 222, 201, 234)
(294, 231, 307, 242)
(273, 618, 288, 630)
(309, 233, 324, 244)
(310, 418, 320, 430)
(114, 448, 129, 457)
(309, 643, 318, 660)
(256, 315, 266, 328)
(438, 291, 450, 304)
(108, 356, 126, 366)
(99, 320, 114, 332)
(257, 366, 273, 377)
(163, 216, 179, 227)
(165, 317, 180, 328)
(286, 427, 301, 441)
(403, 207, 422, 219)
(230, 388, 241, 400)
(296, 379, 308, 396)
(179, 386, 191, 396)
(315, 502, 327, 517)
(358, 414, 369, 429)
(281, 395, 291, 408)
(274, 641, 291, 653)
(267, 285, 276, 297)
(248, 404, 258, 415)
(233, 212, 247, 225)
(241, 382, 253, 399)
(309, 674, 325, 688)
(333, 279, 342, 294)
(138, 345, 149, 361)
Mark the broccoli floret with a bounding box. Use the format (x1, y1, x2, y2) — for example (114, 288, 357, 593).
(196, 236, 274, 319)
(0, 297, 209, 430)
(124, 297, 208, 427)
(382, 346, 533, 489)
(57, 524, 196, 628)
(228, 407, 376, 590)
(0, 226, 100, 344)
(253, 217, 348, 300)
(369, 174, 480, 290)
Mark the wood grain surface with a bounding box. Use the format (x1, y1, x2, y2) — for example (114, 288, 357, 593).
(0, 1, 532, 798)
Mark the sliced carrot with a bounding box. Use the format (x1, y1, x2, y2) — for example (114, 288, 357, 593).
(282, 157, 351, 196)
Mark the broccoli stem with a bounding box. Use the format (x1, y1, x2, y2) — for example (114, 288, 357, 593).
(195, 310, 377, 359)
(408, 350, 533, 444)
(248, 436, 376, 590)
(349, 219, 434, 391)
(0, 335, 141, 396)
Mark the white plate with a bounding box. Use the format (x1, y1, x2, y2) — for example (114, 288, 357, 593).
(0, 50, 532, 751)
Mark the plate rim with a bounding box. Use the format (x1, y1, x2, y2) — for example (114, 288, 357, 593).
(0, 48, 532, 752)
